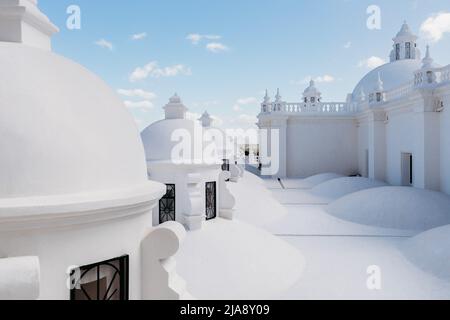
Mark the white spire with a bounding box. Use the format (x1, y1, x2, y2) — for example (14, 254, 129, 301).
(396, 21, 414, 38)
(263, 89, 271, 103)
(422, 45, 435, 69)
(275, 88, 282, 102)
(0, 0, 59, 51)
(357, 87, 366, 102)
(375, 72, 384, 92)
(164, 93, 188, 120)
(199, 111, 213, 128)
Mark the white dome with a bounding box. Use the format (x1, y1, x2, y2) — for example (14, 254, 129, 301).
(141, 118, 219, 164)
(310, 177, 387, 200)
(402, 225, 450, 280)
(352, 59, 421, 99)
(327, 187, 450, 231)
(0, 42, 150, 199)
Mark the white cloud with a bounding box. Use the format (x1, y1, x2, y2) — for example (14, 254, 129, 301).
(358, 56, 386, 69)
(420, 12, 450, 43)
(186, 33, 221, 45)
(211, 115, 224, 127)
(206, 42, 229, 53)
(117, 89, 156, 100)
(344, 41, 352, 49)
(129, 61, 192, 82)
(131, 32, 147, 40)
(233, 97, 258, 112)
(315, 75, 335, 83)
(237, 114, 258, 127)
(294, 75, 336, 86)
(123, 100, 154, 111)
(94, 39, 113, 51)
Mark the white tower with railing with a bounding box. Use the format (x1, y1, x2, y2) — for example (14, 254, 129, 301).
(390, 21, 421, 62)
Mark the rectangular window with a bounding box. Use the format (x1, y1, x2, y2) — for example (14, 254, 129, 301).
(70, 255, 129, 301)
(405, 42, 411, 59)
(222, 159, 230, 172)
(401, 153, 413, 186)
(205, 182, 217, 221)
(396, 44, 400, 60)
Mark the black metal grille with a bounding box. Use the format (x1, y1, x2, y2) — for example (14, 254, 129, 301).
(222, 159, 230, 172)
(70, 255, 129, 301)
(205, 182, 217, 220)
(159, 184, 176, 224)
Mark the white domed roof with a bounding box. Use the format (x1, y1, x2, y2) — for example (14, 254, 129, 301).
(0, 42, 150, 199)
(141, 118, 219, 164)
(352, 59, 421, 100)
(327, 187, 450, 231)
(310, 177, 387, 200)
(402, 225, 450, 280)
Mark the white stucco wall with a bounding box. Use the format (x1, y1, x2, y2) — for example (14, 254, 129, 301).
(385, 109, 417, 186)
(440, 93, 450, 195)
(148, 164, 221, 226)
(357, 120, 369, 177)
(286, 118, 358, 178)
(0, 212, 153, 300)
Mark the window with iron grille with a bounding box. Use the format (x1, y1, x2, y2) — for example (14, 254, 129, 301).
(205, 182, 217, 221)
(159, 184, 176, 224)
(222, 159, 230, 172)
(70, 255, 129, 301)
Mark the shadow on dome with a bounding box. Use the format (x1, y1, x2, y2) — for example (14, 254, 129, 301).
(327, 187, 450, 231)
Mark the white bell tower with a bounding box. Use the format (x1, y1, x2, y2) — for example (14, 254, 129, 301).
(390, 21, 421, 62)
(163, 93, 188, 120)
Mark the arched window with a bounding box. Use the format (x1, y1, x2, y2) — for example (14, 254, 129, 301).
(310, 97, 315, 103)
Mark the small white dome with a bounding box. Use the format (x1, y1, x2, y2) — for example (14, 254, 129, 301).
(0, 42, 150, 199)
(352, 59, 421, 100)
(141, 118, 219, 164)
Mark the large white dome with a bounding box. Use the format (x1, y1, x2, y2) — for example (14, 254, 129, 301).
(0, 42, 150, 200)
(352, 60, 421, 100)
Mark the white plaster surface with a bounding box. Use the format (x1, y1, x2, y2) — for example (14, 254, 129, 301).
(283, 173, 344, 189)
(246, 175, 450, 300)
(327, 187, 450, 231)
(310, 177, 387, 201)
(227, 173, 287, 227)
(175, 218, 305, 300)
(0, 256, 40, 300)
(266, 205, 415, 237)
(402, 225, 450, 281)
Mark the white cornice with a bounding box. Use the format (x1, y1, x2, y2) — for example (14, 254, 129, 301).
(0, 182, 165, 232)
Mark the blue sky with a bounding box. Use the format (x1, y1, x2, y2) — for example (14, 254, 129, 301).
(39, 0, 450, 130)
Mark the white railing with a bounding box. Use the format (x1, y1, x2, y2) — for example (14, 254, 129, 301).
(261, 64, 450, 116)
(384, 81, 414, 101)
(436, 65, 450, 83)
(415, 64, 450, 87)
(261, 101, 355, 115)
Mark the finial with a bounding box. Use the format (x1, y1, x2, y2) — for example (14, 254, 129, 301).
(422, 44, 434, 69)
(375, 72, 384, 91)
(275, 88, 282, 102)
